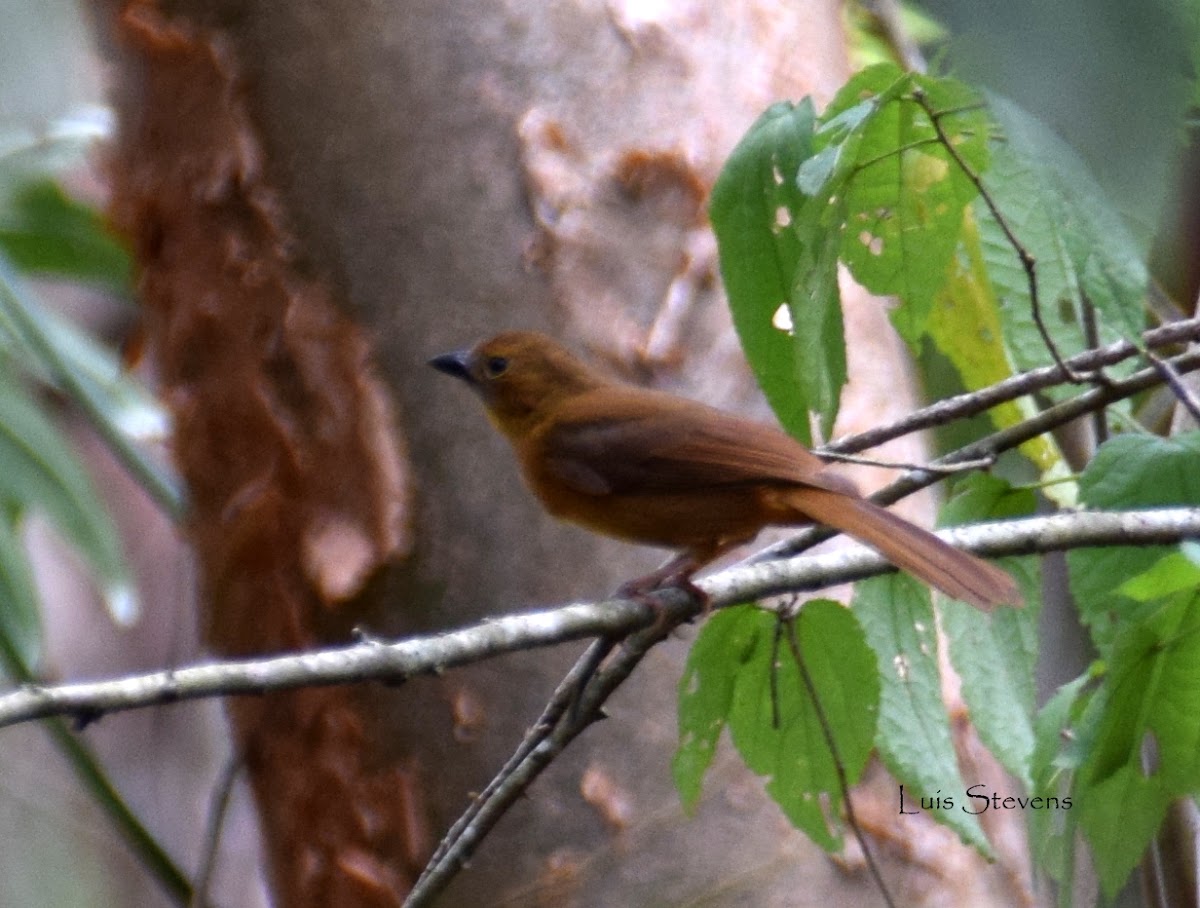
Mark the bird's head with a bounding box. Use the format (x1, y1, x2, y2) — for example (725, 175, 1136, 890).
(429, 331, 606, 437)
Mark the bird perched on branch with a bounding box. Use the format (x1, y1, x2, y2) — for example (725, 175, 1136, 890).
(430, 331, 1020, 610)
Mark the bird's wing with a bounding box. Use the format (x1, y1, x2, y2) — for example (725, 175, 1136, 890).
(538, 387, 859, 498)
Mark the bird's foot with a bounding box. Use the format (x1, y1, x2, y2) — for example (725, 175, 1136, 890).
(616, 565, 709, 633)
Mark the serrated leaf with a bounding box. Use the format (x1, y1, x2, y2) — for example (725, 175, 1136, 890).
(1073, 589, 1200, 899)
(1078, 764, 1171, 901)
(931, 213, 1071, 496)
(842, 79, 989, 342)
(854, 573, 990, 853)
(1067, 432, 1200, 644)
(983, 95, 1148, 379)
(720, 601, 878, 850)
(726, 609, 838, 849)
(944, 557, 1040, 788)
(673, 605, 763, 811)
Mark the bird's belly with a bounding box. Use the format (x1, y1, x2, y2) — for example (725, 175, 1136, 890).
(537, 484, 774, 550)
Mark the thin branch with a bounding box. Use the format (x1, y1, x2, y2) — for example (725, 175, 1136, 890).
(768, 346, 1200, 561)
(406, 505, 1200, 906)
(412, 636, 616, 895)
(1147, 350, 1200, 424)
(818, 450, 996, 474)
(783, 618, 895, 908)
(405, 602, 693, 908)
(1, 508, 1198, 736)
(191, 752, 242, 908)
(821, 316, 1200, 458)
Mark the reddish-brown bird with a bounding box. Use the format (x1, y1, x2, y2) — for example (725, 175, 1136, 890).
(430, 331, 1020, 610)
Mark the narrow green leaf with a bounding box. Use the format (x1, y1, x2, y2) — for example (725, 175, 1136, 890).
(855, 573, 990, 853)
(0, 179, 131, 293)
(0, 369, 130, 619)
(0, 507, 41, 670)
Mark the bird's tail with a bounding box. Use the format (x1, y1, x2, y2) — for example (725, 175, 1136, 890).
(773, 487, 1022, 610)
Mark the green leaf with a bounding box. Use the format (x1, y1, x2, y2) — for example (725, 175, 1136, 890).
(0, 368, 131, 621)
(1027, 674, 1090, 889)
(842, 78, 989, 342)
(726, 600, 879, 850)
(1078, 764, 1171, 901)
(674, 605, 763, 810)
(0, 179, 131, 293)
(712, 100, 824, 444)
(982, 95, 1148, 378)
(0, 506, 41, 671)
(944, 557, 1040, 788)
(0, 254, 180, 523)
(940, 472, 1038, 524)
(854, 573, 990, 853)
(1067, 432, 1200, 644)
(1119, 548, 1200, 602)
(940, 473, 1041, 786)
(930, 215, 1071, 495)
(1073, 589, 1200, 899)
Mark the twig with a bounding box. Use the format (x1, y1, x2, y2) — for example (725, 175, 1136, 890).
(912, 88, 1082, 382)
(822, 316, 1200, 458)
(412, 636, 616, 896)
(763, 345, 1200, 558)
(0, 508, 1196, 905)
(876, 348, 1200, 507)
(783, 617, 895, 908)
(1, 510, 1199, 735)
(404, 597, 696, 908)
(191, 752, 243, 908)
(1147, 350, 1200, 424)
(767, 346, 1200, 561)
(818, 450, 995, 474)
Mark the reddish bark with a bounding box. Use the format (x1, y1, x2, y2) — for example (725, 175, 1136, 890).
(104, 4, 421, 903)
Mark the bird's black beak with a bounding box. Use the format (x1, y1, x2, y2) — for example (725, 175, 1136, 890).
(428, 349, 474, 383)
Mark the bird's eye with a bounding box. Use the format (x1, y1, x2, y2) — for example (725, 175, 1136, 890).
(484, 356, 509, 378)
